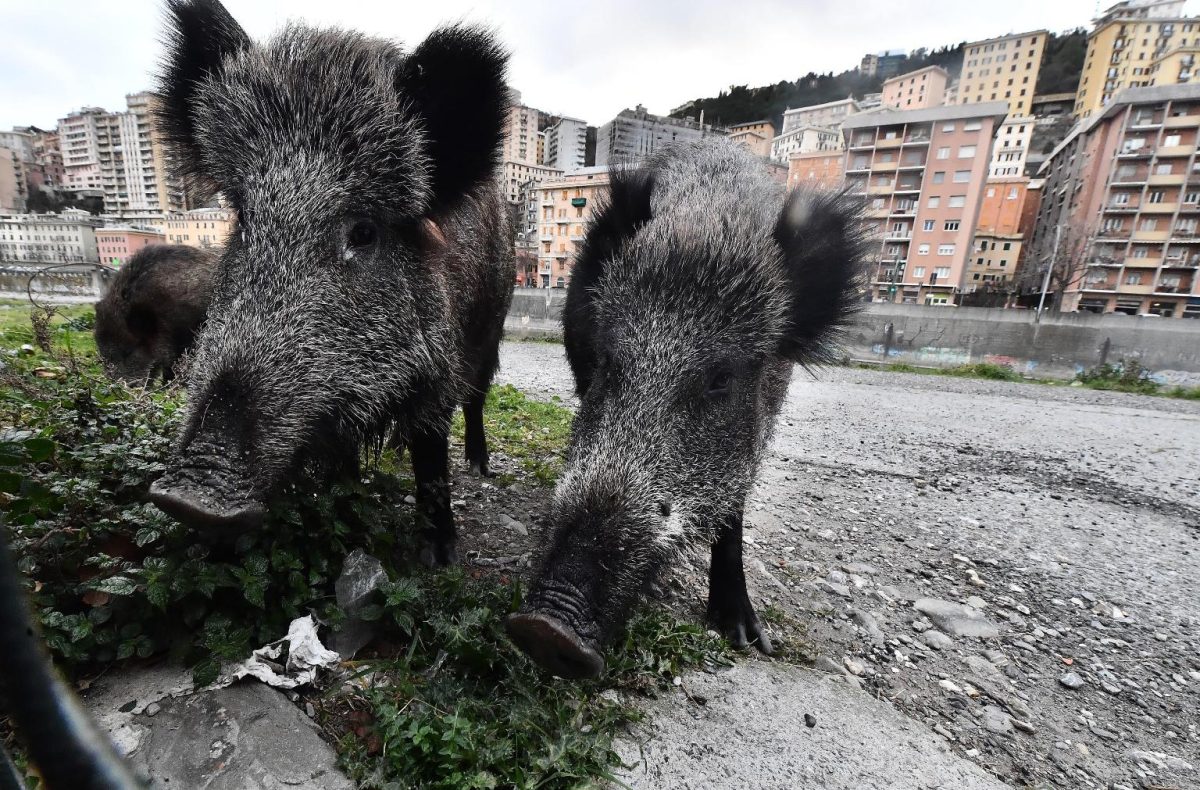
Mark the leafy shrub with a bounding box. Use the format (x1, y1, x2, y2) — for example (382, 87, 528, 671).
(943, 362, 1020, 381)
(1075, 359, 1161, 395)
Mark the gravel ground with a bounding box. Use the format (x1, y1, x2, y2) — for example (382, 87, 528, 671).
(446, 340, 1200, 790)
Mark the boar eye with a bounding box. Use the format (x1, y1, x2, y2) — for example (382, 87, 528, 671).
(705, 370, 732, 399)
(347, 220, 378, 249)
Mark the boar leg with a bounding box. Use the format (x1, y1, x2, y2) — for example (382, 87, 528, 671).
(410, 421, 458, 567)
(463, 389, 492, 477)
(706, 509, 773, 654)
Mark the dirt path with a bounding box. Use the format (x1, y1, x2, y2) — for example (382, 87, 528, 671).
(480, 341, 1200, 790)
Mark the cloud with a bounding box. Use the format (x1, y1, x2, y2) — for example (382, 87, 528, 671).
(0, 0, 1163, 131)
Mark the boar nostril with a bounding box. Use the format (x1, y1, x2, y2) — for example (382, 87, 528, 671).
(505, 612, 605, 679)
(658, 499, 672, 518)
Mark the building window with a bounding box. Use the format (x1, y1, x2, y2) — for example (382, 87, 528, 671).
(913, 266, 926, 277)
(937, 244, 955, 256)
(937, 147, 950, 159)
(935, 266, 951, 278)
(958, 145, 977, 158)
(945, 220, 960, 231)
(953, 170, 971, 183)
(923, 220, 935, 231)
(917, 244, 930, 255)
(948, 195, 966, 208)
(933, 171, 946, 184)
(927, 196, 940, 208)
(1126, 272, 1143, 285)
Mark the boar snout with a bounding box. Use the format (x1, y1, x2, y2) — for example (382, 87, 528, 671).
(507, 578, 605, 679)
(506, 611, 605, 679)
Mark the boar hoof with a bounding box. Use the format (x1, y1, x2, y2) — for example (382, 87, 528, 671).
(418, 539, 459, 568)
(468, 460, 495, 478)
(707, 598, 774, 655)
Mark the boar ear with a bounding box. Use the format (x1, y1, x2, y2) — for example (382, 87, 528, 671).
(156, 0, 250, 190)
(563, 167, 655, 395)
(773, 188, 866, 364)
(398, 25, 509, 210)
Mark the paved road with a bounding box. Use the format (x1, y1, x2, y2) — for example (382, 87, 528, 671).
(495, 340, 1200, 790)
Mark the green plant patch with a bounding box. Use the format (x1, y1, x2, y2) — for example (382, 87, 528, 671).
(326, 569, 730, 790)
(451, 384, 572, 487)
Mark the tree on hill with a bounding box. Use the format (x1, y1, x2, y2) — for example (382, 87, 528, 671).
(671, 29, 1087, 132)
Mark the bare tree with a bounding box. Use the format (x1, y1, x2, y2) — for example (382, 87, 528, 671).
(1019, 219, 1098, 313)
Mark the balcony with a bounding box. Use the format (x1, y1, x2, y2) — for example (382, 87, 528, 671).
(1081, 282, 1118, 292)
(1156, 145, 1194, 157)
(1149, 172, 1186, 185)
(846, 162, 872, 173)
(850, 138, 875, 150)
(890, 205, 917, 217)
(1124, 256, 1163, 267)
(1164, 114, 1200, 128)
(894, 182, 922, 193)
(1140, 202, 1179, 214)
(1104, 202, 1140, 212)
(1128, 117, 1162, 129)
(904, 134, 930, 146)
(1164, 256, 1200, 268)
(1117, 282, 1158, 295)
(1132, 229, 1171, 241)
(1172, 229, 1200, 241)
(876, 136, 904, 149)
(873, 161, 898, 172)
(1091, 257, 1122, 267)
(1117, 147, 1151, 158)
(1112, 171, 1148, 185)
(1097, 227, 1128, 238)
(865, 207, 890, 218)
(1154, 284, 1193, 294)
(884, 230, 913, 241)
(898, 159, 926, 170)
(867, 183, 895, 195)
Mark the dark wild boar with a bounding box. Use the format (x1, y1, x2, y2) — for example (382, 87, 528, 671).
(507, 140, 864, 678)
(147, 0, 515, 566)
(93, 243, 216, 384)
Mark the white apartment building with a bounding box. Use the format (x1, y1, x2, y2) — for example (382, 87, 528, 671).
(781, 98, 861, 133)
(503, 90, 541, 166)
(596, 105, 723, 166)
(769, 125, 843, 164)
(544, 116, 589, 172)
(58, 107, 107, 194)
(990, 117, 1035, 178)
(0, 212, 101, 263)
(501, 161, 562, 205)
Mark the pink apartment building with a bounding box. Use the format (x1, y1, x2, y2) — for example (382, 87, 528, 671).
(842, 102, 1009, 304)
(881, 66, 950, 110)
(96, 226, 164, 266)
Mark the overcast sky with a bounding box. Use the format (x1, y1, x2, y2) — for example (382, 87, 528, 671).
(2, 0, 1191, 131)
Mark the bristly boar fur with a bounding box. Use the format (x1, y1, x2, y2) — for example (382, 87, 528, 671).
(94, 244, 217, 384)
(148, 0, 515, 567)
(507, 140, 865, 678)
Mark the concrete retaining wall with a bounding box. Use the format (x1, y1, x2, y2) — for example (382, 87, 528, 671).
(508, 290, 1200, 385)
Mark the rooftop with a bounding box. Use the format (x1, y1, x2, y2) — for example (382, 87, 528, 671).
(783, 97, 859, 116)
(841, 101, 1009, 130)
(963, 29, 1049, 47)
(882, 65, 949, 85)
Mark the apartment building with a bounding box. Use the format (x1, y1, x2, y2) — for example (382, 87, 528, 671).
(842, 102, 1008, 304)
(0, 212, 100, 263)
(501, 161, 562, 205)
(727, 120, 775, 159)
(544, 116, 589, 172)
(958, 31, 1047, 117)
(596, 106, 724, 166)
(881, 66, 949, 110)
(1032, 83, 1200, 318)
(860, 51, 907, 80)
(781, 98, 860, 134)
(1, 148, 26, 212)
(787, 150, 845, 190)
(1074, 0, 1199, 119)
(58, 107, 107, 194)
(769, 125, 843, 164)
(96, 226, 164, 265)
(503, 91, 541, 166)
(162, 207, 235, 250)
(990, 118, 1036, 178)
(533, 166, 610, 287)
(965, 178, 1042, 297)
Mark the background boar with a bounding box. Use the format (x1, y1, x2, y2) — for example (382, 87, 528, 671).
(93, 244, 216, 384)
(147, 0, 515, 566)
(507, 140, 864, 678)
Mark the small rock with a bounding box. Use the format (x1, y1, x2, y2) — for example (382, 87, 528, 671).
(938, 679, 963, 694)
(305, 702, 316, 718)
(403, 494, 417, 505)
(1059, 672, 1085, 690)
(981, 705, 1013, 734)
(813, 656, 844, 674)
(1011, 718, 1036, 734)
(921, 630, 954, 651)
(144, 702, 161, 717)
(497, 514, 528, 536)
(804, 713, 817, 728)
(333, 549, 389, 658)
(850, 609, 884, 643)
(965, 596, 987, 610)
(818, 581, 851, 598)
(913, 598, 1000, 639)
(843, 657, 865, 676)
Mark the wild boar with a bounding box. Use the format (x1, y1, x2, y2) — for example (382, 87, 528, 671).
(147, 0, 515, 566)
(93, 244, 216, 384)
(507, 140, 864, 677)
